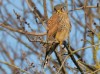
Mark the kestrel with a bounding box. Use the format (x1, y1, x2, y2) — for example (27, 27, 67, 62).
(44, 4, 71, 67)
(47, 4, 71, 44)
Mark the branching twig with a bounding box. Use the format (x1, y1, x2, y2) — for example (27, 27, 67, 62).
(0, 61, 30, 74)
(26, 0, 48, 30)
(63, 41, 83, 74)
(69, 5, 98, 12)
(56, 43, 100, 74)
(0, 23, 47, 36)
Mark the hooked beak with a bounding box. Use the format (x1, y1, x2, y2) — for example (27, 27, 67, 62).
(57, 10, 62, 13)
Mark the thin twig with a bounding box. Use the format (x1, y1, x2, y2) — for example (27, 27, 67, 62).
(43, 0, 48, 20)
(63, 41, 83, 74)
(69, 5, 98, 12)
(0, 61, 30, 74)
(73, 43, 100, 55)
(0, 23, 47, 36)
(56, 43, 100, 74)
(91, 68, 100, 74)
(56, 54, 70, 74)
(54, 50, 67, 74)
(26, 0, 48, 30)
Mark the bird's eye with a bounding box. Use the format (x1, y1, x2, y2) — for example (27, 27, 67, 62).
(54, 8, 57, 12)
(60, 8, 64, 12)
(61, 6, 66, 11)
(61, 8, 63, 11)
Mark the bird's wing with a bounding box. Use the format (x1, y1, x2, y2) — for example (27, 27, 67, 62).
(47, 13, 60, 40)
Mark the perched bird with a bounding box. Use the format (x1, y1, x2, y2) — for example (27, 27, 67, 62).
(44, 3, 71, 66)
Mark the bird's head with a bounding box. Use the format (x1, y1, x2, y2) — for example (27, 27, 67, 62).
(54, 3, 66, 13)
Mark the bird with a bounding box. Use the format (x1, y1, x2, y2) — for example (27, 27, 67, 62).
(44, 3, 71, 66)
